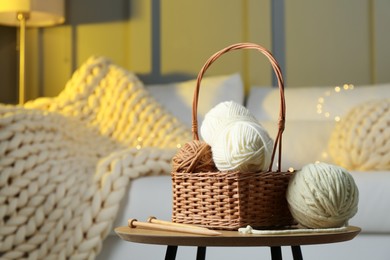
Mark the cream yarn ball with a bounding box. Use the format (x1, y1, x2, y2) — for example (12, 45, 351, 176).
(201, 101, 257, 146)
(328, 98, 390, 171)
(286, 163, 359, 228)
(210, 120, 274, 172)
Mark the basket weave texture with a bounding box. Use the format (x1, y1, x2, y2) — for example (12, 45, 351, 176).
(171, 43, 295, 230)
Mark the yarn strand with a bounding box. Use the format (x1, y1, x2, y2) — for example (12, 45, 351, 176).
(239, 225, 348, 235)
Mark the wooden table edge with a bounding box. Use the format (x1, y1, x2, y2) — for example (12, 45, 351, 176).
(115, 226, 361, 247)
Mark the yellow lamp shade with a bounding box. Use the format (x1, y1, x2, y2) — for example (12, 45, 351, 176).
(0, 0, 65, 27)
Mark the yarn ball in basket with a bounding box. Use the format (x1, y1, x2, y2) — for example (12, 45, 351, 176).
(172, 140, 217, 173)
(211, 120, 274, 172)
(286, 162, 359, 228)
(328, 98, 390, 171)
(201, 101, 257, 146)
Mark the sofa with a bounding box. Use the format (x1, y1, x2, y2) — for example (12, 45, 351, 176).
(97, 72, 390, 260)
(1, 56, 389, 260)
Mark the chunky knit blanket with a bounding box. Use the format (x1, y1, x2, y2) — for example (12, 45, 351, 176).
(0, 57, 191, 259)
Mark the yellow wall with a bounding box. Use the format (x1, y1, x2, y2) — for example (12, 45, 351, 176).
(286, 0, 371, 86)
(26, 0, 272, 100)
(24, 0, 389, 101)
(374, 0, 390, 83)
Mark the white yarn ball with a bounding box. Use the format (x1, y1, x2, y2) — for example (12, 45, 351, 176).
(211, 120, 274, 172)
(201, 101, 257, 146)
(286, 163, 359, 228)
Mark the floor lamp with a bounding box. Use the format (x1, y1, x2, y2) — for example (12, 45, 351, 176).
(0, 0, 65, 104)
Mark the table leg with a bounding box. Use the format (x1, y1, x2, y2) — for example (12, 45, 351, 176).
(196, 246, 206, 260)
(165, 245, 178, 260)
(270, 246, 282, 260)
(291, 246, 303, 260)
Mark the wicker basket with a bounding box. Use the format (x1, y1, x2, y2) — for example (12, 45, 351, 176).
(171, 43, 295, 230)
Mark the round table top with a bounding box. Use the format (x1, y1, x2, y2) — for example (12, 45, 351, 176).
(115, 226, 361, 247)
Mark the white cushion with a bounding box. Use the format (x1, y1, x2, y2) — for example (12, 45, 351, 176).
(146, 73, 244, 127)
(260, 120, 335, 171)
(328, 99, 390, 171)
(247, 83, 390, 121)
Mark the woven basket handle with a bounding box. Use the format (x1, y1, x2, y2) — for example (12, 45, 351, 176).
(192, 42, 286, 172)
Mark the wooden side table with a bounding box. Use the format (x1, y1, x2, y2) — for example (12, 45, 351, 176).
(115, 226, 360, 260)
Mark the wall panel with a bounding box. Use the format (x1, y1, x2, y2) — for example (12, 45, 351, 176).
(374, 0, 390, 83)
(161, 1, 243, 78)
(247, 0, 272, 88)
(285, 0, 371, 87)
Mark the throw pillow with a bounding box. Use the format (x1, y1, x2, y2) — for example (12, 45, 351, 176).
(146, 73, 244, 127)
(247, 84, 390, 121)
(328, 98, 390, 171)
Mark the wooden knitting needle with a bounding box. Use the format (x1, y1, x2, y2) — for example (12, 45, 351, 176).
(147, 216, 208, 230)
(128, 218, 221, 236)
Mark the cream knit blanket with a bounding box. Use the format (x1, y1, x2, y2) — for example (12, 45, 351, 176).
(0, 57, 191, 259)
